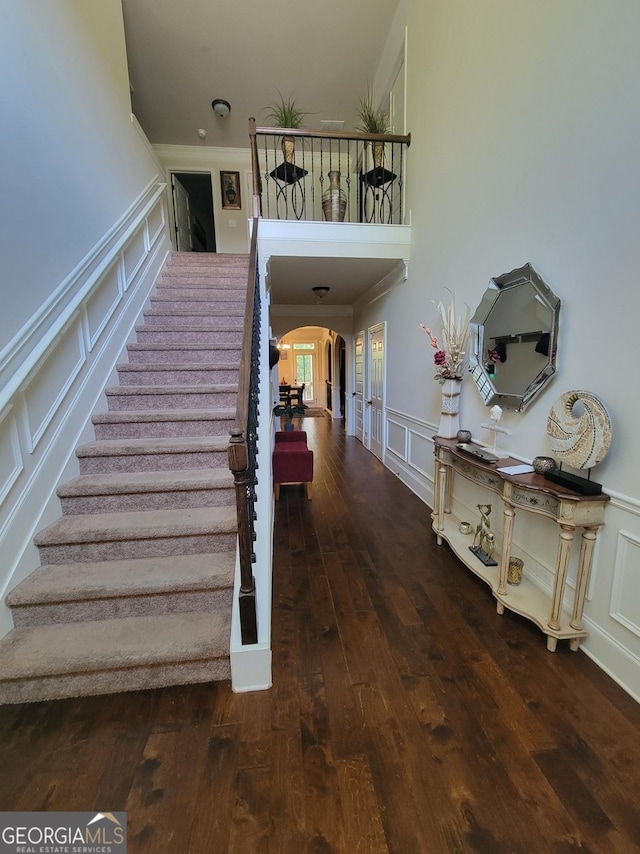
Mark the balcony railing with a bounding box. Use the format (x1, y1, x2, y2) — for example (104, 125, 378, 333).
(249, 119, 411, 225)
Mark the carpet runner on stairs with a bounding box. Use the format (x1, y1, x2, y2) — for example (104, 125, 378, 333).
(0, 252, 249, 704)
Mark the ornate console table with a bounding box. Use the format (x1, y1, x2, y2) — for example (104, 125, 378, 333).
(432, 437, 609, 651)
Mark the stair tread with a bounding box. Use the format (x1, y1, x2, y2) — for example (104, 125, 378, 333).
(76, 435, 228, 456)
(7, 552, 235, 605)
(144, 308, 245, 316)
(93, 408, 235, 423)
(0, 611, 231, 680)
(116, 363, 239, 371)
(58, 468, 233, 497)
(151, 292, 246, 299)
(34, 505, 237, 546)
(126, 342, 241, 348)
(105, 384, 238, 394)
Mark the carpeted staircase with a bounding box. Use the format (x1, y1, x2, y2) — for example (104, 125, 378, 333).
(0, 252, 249, 704)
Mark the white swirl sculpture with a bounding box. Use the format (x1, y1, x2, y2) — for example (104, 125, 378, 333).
(546, 391, 612, 469)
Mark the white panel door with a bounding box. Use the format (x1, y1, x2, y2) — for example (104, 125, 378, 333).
(354, 332, 364, 443)
(369, 326, 384, 461)
(171, 174, 192, 251)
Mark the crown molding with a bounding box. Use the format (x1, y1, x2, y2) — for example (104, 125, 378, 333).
(353, 259, 409, 310)
(153, 143, 251, 166)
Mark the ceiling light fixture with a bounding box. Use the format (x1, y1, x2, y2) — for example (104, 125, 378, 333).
(211, 99, 231, 118)
(312, 286, 331, 301)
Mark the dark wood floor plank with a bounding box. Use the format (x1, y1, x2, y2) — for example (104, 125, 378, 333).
(310, 572, 366, 758)
(227, 767, 271, 853)
(336, 756, 389, 853)
(298, 672, 347, 852)
(186, 723, 240, 854)
(355, 680, 463, 854)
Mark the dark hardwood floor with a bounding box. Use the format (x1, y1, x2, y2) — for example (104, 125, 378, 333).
(1, 415, 639, 853)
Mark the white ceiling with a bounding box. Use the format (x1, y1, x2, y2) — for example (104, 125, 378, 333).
(121, 0, 404, 307)
(268, 256, 401, 304)
(121, 0, 401, 150)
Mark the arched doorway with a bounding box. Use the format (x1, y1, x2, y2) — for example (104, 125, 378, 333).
(272, 326, 349, 428)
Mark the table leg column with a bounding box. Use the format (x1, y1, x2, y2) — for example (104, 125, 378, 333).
(570, 526, 598, 631)
(435, 461, 448, 543)
(498, 503, 515, 596)
(548, 524, 574, 631)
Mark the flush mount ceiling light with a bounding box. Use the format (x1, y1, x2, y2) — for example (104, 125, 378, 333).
(211, 99, 231, 118)
(312, 286, 331, 301)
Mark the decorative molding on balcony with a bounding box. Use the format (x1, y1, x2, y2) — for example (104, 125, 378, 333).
(353, 259, 409, 310)
(257, 220, 411, 260)
(153, 143, 251, 167)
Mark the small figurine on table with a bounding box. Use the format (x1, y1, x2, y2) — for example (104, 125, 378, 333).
(469, 503, 498, 566)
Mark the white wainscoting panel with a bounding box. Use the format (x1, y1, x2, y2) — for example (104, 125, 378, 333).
(123, 225, 147, 288)
(23, 316, 86, 452)
(85, 259, 123, 351)
(610, 530, 640, 638)
(385, 408, 435, 506)
(0, 406, 23, 505)
(386, 418, 407, 460)
(408, 428, 435, 481)
(146, 201, 166, 251)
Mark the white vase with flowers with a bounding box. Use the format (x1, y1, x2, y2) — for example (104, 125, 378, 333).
(420, 291, 470, 439)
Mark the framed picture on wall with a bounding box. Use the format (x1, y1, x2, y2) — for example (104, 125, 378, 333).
(220, 171, 241, 209)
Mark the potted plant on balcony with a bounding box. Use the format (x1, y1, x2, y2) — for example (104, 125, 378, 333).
(265, 92, 307, 161)
(356, 86, 390, 169)
(264, 92, 310, 185)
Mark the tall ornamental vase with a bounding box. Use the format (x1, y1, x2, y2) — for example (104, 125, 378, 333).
(322, 170, 347, 222)
(437, 378, 462, 439)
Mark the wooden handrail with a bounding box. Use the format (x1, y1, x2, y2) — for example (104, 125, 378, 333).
(250, 120, 411, 147)
(227, 217, 259, 645)
(249, 119, 262, 219)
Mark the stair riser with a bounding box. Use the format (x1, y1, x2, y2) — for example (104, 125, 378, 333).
(93, 418, 235, 440)
(161, 270, 249, 280)
(12, 588, 233, 627)
(78, 450, 228, 474)
(106, 390, 238, 410)
(60, 486, 234, 515)
(117, 368, 239, 385)
(37, 532, 237, 565)
(125, 348, 241, 365)
(151, 298, 246, 311)
(158, 280, 247, 295)
(135, 330, 242, 345)
(0, 658, 231, 705)
(165, 258, 247, 267)
(153, 289, 245, 301)
(141, 316, 244, 330)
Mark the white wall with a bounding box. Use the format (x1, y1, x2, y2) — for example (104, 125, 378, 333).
(356, 0, 640, 700)
(0, 0, 160, 353)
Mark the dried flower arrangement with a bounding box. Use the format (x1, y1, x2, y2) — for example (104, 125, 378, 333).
(420, 291, 470, 383)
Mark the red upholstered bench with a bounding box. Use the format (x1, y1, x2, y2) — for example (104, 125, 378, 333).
(272, 431, 314, 500)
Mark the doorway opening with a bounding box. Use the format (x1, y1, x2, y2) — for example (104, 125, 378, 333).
(170, 172, 216, 252)
(276, 326, 350, 412)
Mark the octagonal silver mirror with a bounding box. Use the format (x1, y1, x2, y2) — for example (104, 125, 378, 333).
(469, 263, 560, 411)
